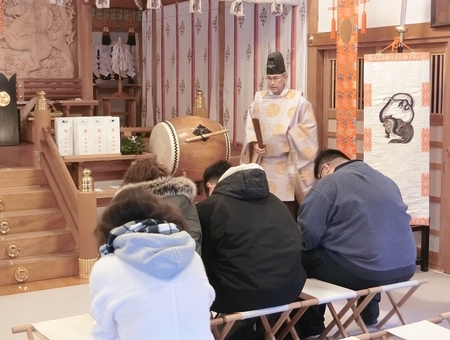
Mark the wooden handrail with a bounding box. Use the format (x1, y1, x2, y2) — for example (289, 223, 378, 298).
(35, 117, 157, 279)
(41, 127, 99, 277)
(39, 150, 79, 241)
(42, 127, 78, 214)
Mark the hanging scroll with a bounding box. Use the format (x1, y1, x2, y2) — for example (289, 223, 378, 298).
(363, 52, 430, 224)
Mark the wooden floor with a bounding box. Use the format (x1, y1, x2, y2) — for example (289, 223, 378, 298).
(0, 276, 89, 297)
(0, 142, 35, 168)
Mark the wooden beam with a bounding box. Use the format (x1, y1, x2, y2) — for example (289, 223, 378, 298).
(308, 22, 450, 49)
(161, 0, 186, 5)
(83, 0, 189, 8)
(83, 0, 193, 9)
(83, 0, 146, 9)
(92, 19, 141, 33)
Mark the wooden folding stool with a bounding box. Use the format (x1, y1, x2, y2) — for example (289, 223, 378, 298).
(12, 314, 93, 340)
(277, 278, 370, 340)
(340, 311, 450, 340)
(357, 278, 429, 330)
(317, 278, 429, 339)
(210, 300, 310, 340)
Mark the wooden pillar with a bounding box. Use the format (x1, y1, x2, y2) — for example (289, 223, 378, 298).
(33, 91, 51, 167)
(77, 190, 99, 279)
(440, 37, 450, 274)
(306, 0, 325, 150)
(76, 2, 102, 280)
(77, 1, 94, 100)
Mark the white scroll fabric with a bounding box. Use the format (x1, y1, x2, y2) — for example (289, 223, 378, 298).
(147, 0, 162, 9)
(96, 0, 110, 9)
(363, 53, 430, 225)
(190, 0, 202, 13)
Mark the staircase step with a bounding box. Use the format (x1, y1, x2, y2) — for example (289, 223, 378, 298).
(0, 208, 65, 235)
(0, 167, 47, 188)
(0, 186, 57, 211)
(0, 230, 77, 260)
(96, 188, 117, 207)
(0, 252, 79, 285)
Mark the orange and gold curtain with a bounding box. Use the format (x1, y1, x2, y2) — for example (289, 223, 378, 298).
(335, 0, 358, 158)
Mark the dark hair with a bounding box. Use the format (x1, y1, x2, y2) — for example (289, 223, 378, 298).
(123, 159, 169, 184)
(314, 149, 351, 179)
(96, 186, 188, 243)
(202, 160, 232, 196)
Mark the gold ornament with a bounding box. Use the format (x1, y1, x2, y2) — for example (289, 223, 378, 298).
(6, 243, 20, 258)
(81, 168, 95, 192)
(14, 267, 29, 283)
(0, 91, 11, 107)
(194, 90, 206, 108)
(0, 220, 11, 234)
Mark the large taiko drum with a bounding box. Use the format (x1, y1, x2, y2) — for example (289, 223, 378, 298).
(149, 116, 230, 182)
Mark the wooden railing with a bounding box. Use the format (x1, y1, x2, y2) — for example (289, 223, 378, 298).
(38, 125, 157, 278)
(40, 127, 99, 278)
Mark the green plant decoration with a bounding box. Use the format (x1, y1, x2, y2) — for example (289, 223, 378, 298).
(120, 136, 146, 155)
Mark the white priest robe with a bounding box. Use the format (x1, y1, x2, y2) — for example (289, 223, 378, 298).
(240, 87, 318, 202)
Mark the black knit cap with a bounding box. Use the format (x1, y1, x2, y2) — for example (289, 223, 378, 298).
(266, 51, 286, 75)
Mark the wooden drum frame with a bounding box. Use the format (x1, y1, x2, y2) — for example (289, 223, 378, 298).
(148, 116, 231, 182)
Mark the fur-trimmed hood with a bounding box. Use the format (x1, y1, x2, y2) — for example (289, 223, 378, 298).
(117, 176, 197, 202)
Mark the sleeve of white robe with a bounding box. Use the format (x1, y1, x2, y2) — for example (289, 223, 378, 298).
(240, 93, 261, 164)
(286, 98, 318, 200)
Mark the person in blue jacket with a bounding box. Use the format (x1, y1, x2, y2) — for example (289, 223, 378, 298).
(296, 148, 417, 338)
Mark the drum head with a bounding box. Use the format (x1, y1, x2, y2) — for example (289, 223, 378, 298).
(148, 121, 179, 175)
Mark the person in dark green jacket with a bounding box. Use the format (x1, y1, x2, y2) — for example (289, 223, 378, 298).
(119, 158, 202, 254)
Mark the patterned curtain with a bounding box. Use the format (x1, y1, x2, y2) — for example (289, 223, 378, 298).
(141, 0, 307, 145)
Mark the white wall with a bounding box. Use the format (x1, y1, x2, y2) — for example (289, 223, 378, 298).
(317, 0, 431, 33)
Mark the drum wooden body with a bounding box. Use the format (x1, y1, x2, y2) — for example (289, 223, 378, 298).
(149, 116, 230, 182)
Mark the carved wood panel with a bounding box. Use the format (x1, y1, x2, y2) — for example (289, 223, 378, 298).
(0, 0, 76, 78)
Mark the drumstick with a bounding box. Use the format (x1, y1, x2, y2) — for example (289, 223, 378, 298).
(185, 129, 229, 143)
(252, 118, 264, 149)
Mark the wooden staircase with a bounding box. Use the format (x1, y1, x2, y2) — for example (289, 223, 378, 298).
(0, 167, 78, 286)
(0, 127, 243, 286)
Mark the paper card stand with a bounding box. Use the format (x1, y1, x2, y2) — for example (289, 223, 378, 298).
(73, 117, 94, 155)
(55, 117, 121, 155)
(92, 117, 107, 154)
(105, 117, 121, 154)
(54, 118, 74, 156)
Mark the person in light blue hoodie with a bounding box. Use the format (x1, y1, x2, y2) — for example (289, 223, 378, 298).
(90, 186, 215, 340)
